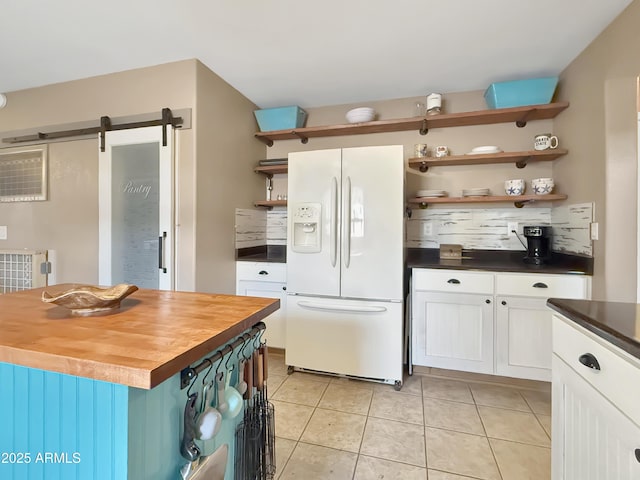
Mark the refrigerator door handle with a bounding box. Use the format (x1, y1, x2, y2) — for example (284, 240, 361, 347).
(342, 176, 351, 268)
(330, 176, 338, 267)
(297, 300, 387, 314)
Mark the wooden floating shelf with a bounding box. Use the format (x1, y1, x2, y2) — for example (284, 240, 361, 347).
(254, 102, 569, 146)
(408, 149, 568, 171)
(254, 200, 287, 209)
(408, 194, 568, 209)
(254, 164, 288, 175)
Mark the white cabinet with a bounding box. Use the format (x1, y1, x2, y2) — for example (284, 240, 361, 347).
(412, 270, 494, 374)
(236, 262, 287, 348)
(495, 272, 591, 381)
(413, 291, 494, 374)
(411, 268, 591, 380)
(552, 313, 640, 479)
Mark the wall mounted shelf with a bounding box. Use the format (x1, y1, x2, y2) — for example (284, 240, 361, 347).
(254, 164, 288, 176)
(408, 193, 568, 209)
(254, 199, 287, 209)
(408, 149, 568, 172)
(254, 102, 569, 146)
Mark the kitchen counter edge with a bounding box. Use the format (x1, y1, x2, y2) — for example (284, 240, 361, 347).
(547, 298, 640, 361)
(407, 248, 592, 275)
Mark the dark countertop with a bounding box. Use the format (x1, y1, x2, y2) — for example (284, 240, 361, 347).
(236, 245, 286, 263)
(407, 248, 593, 275)
(547, 298, 640, 361)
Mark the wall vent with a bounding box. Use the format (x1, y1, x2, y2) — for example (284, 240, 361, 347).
(0, 250, 48, 294)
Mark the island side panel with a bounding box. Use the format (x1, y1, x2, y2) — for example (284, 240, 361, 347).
(127, 334, 258, 480)
(0, 362, 129, 480)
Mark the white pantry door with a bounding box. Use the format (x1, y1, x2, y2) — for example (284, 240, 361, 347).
(99, 126, 174, 290)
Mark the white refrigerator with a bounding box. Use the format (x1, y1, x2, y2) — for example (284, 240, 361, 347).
(285, 145, 405, 388)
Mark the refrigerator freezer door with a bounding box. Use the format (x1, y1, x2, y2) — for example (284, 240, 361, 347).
(340, 146, 404, 301)
(287, 149, 342, 297)
(285, 295, 403, 383)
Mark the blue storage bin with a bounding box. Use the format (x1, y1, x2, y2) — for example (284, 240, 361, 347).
(484, 77, 558, 109)
(254, 106, 308, 131)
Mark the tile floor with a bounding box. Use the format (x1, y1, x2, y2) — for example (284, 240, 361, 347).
(266, 353, 551, 480)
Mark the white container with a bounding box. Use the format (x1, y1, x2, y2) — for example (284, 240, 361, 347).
(531, 178, 554, 195)
(504, 179, 525, 196)
(346, 107, 375, 123)
(426, 93, 442, 115)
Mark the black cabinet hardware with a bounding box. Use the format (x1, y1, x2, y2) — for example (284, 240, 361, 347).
(578, 353, 601, 371)
(447, 279, 460, 284)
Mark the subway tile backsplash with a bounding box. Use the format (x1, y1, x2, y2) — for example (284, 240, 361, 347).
(236, 203, 593, 257)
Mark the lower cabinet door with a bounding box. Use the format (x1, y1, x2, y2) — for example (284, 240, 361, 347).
(237, 280, 287, 349)
(496, 296, 551, 381)
(412, 291, 494, 374)
(552, 355, 640, 480)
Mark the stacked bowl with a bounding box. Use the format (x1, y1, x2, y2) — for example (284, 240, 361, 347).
(346, 107, 376, 123)
(532, 178, 554, 195)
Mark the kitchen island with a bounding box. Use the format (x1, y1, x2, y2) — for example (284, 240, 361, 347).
(0, 285, 279, 480)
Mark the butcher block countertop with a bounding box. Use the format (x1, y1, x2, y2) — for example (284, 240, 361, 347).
(0, 284, 279, 389)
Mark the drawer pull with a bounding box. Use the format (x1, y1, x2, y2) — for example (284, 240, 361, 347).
(258, 270, 269, 275)
(447, 279, 460, 284)
(578, 353, 601, 371)
(635, 449, 640, 463)
(532, 282, 548, 289)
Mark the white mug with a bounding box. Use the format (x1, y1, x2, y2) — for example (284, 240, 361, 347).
(534, 134, 559, 150)
(435, 146, 449, 158)
(414, 143, 428, 158)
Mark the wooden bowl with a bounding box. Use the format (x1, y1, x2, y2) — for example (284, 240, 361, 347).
(41, 284, 138, 316)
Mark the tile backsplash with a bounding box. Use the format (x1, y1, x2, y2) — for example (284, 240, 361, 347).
(407, 203, 593, 256)
(235, 207, 287, 248)
(237, 202, 593, 256)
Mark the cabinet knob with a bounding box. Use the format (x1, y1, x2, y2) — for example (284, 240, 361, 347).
(501, 300, 507, 306)
(485, 299, 491, 304)
(258, 270, 269, 275)
(532, 282, 548, 289)
(578, 353, 601, 371)
(282, 286, 287, 291)
(447, 278, 460, 284)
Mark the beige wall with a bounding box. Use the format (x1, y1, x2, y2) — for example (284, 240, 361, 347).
(0, 59, 270, 293)
(193, 62, 264, 294)
(555, 0, 640, 301)
(0, 60, 198, 287)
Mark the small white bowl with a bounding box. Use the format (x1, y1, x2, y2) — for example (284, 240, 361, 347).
(346, 107, 375, 123)
(504, 179, 525, 196)
(531, 178, 554, 195)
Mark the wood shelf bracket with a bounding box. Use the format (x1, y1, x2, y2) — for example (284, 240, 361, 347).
(292, 131, 309, 144)
(515, 108, 537, 128)
(255, 135, 274, 147)
(515, 156, 532, 169)
(419, 119, 428, 135)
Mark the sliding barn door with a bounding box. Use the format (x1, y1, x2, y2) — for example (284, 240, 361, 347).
(98, 126, 174, 290)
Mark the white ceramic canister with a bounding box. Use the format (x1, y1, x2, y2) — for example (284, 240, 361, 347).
(426, 93, 442, 115)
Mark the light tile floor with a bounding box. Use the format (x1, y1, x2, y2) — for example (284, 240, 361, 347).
(267, 354, 552, 480)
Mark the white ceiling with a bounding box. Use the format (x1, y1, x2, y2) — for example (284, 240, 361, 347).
(1, 0, 633, 109)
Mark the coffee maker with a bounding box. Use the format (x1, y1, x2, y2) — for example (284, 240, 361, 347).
(523, 226, 552, 264)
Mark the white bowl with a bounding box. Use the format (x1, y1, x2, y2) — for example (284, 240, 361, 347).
(346, 107, 375, 123)
(504, 179, 525, 196)
(531, 178, 554, 195)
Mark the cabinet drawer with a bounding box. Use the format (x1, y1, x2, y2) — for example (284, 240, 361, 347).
(553, 314, 640, 425)
(495, 273, 589, 298)
(236, 262, 286, 282)
(412, 269, 493, 294)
